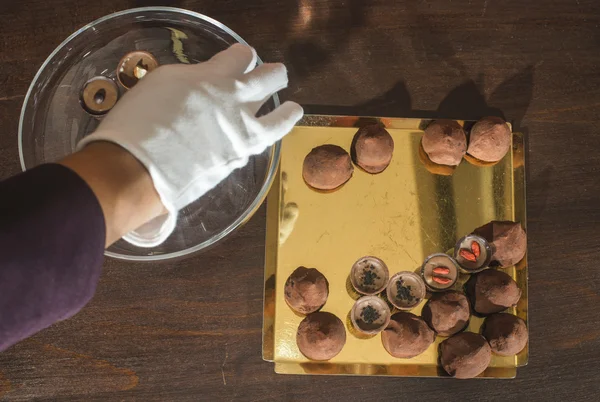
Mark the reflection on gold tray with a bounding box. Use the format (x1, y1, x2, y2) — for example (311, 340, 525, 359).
(263, 115, 528, 378)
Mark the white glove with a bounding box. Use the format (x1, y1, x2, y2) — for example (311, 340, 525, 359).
(78, 44, 303, 247)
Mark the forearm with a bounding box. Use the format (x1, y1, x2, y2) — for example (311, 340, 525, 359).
(0, 163, 105, 350)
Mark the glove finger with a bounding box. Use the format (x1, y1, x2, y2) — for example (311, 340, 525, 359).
(247, 101, 304, 151)
(207, 43, 257, 76)
(238, 63, 288, 103)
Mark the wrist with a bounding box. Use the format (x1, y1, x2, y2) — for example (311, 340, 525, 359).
(59, 141, 165, 247)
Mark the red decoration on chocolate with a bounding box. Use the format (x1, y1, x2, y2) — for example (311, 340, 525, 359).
(471, 242, 481, 258)
(459, 249, 477, 262)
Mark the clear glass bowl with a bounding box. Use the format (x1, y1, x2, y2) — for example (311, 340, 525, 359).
(19, 7, 281, 261)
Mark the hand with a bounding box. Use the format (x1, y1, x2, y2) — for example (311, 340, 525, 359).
(78, 44, 303, 247)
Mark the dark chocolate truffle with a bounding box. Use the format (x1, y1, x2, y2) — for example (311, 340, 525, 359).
(381, 312, 435, 358)
(474, 221, 527, 268)
(285, 267, 329, 314)
(440, 332, 491, 379)
(351, 124, 394, 173)
(465, 269, 521, 315)
(467, 116, 511, 163)
(303, 145, 353, 190)
(422, 291, 470, 336)
(296, 312, 346, 361)
(422, 120, 467, 166)
(482, 313, 529, 356)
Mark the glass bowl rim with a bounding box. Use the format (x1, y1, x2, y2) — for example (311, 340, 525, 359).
(18, 6, 282, 262)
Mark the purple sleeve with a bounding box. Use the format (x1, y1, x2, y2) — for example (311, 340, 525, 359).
(0, 164, 105, 351)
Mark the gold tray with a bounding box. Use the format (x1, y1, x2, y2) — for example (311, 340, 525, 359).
(263, 115, 528, 378)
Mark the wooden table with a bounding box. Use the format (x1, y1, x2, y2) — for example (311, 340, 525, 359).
(1, 0, 599, 400)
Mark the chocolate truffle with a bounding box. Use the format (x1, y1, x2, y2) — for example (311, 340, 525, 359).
(296, 312, 346, 360)
(351, 124, 394, 173)
(285, 267, 329, 314)
(440, 332, 492, 379)
(465, 269, 521, 315)
(482, 313, 529, 356)
(467, 116, 511, 163)
(474, 221, 527, 268)
(381, 312, 435, 358)
(422, 291, 470, 336)
(303, 145, 353, 190)
(422, 120, 467, 166)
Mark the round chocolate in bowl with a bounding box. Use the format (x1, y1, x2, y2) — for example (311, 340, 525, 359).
(465, 269, 521, 315)
(296, 312, 346, 361)
(386, 272, 426, 310)
(454, 234, 492, 272)
(466, 116, 511, 165)
(473, 220, 527, 268)
(351, 124, 394, 173)
(350, 296, 391, 335)
(482, 313, 529, 356)
(382, 312, 435, 358)
(422, 291, 470, 337)
(420, 253, 459, 291)
(284, 267, 329, 314)
(440, 332, 492, 379)
(302, 144, 353, 190)
(350, 256, 390, 295)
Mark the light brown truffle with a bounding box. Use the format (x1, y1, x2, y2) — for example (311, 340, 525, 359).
(381, 312, 435, 358)
(482, 313, 529, 356)
(296, 312, 346, 360)
(440, 332, 492, 379)
(422, 291, 470, 336)
(474, 221, 527, 268)
(467, 117, 511, 163)
(465, 269, 521, 315)
(303, 145, 353, 190)
(351, 124, 394, 173)
(285, 267, 329, 314)
(422, 120, 467, 166)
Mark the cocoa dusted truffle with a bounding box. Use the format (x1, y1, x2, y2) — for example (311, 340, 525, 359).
(422, 291, 470, 336)
(381, 312, 435, 358)
(303, 145, 353, 190)
(440, 332, 492, 379)
(351, 124, 394, 173)
(482, 313, 529, 356)
(421, 120, 467, 166)
(474, 221, 527, 268)
(296, 312, 346, 361)
(465, 269, 521, 315)
(285, 267, 329, 314)
(467, 116, 511, 163)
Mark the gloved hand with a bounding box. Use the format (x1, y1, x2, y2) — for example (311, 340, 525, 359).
(78, 44, 303, 247)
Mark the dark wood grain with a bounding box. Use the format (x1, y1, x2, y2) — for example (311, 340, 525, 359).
(1, 0, 600, 400)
